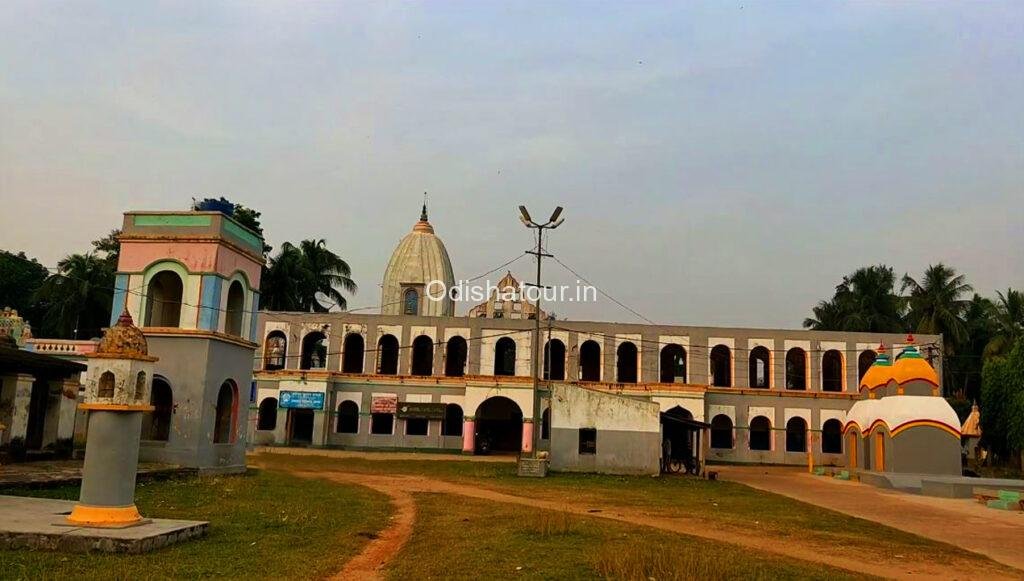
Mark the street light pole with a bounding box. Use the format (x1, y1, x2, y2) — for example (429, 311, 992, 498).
(519, 206, 564, 460)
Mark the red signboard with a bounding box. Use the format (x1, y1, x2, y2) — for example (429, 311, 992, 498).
(371, 396, 397, 414)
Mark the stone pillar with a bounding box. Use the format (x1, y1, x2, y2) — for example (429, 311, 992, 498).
(7, 374, 35, 442)
(55, 379, 80, 441)
(462, 418, 475, 453)
(312, 409, 327, 446)
(521, 419, 534, 454)
(68, 409, 147, 526)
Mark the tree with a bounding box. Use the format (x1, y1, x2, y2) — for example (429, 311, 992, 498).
(91, 229, 122, 266)
(803, 265, 905, 333)
(902, 264, 973, 346)
(33, 253, 114, 339)
(261, 240, 357, 312)
(985, 289, 1024, 359)
(193, 197, 271, 255)
(980, 339, 1024, 463)
(0, 250, 49, 320)
(948, 294, 995, 401)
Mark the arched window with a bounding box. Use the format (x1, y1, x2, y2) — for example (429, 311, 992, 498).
(213, 381, 237, 444)
(225, 280, 245, 337)
(144, 377, 173, 441)
(786, 417, 807, 452)
(541, 407, 551, 440)
(342, 333, 365, 373)
(822, 419, 843, 454)
(441, 404, 463, 437)
(144, 270, 183, 328)
(134, 371, 146, 400)
(404, 288, 419, 315)
(300, 332, 327, 370)
(445, 336, 468, 377)
(710, 345, 731, 387)
(748, 346, 770, 388)
(411, 335, 434, 376)
(710, 414, 734, 449)
(858, 350, 877, 382)
(579, 340, 601, 381)
(544, 339, 566, 381)
(616, 341, 638, 383)
(494, 337, 516, 376)
(264, 331, 287, 371)
(257, 397, 278, 430)
(336, 400, 359, 433)
(98, 371, 115, 398)
(822, 350, 843, 392)
(377, 334, 399, 375)
(749, 416, 771, 451)
(785, 348, 807, 390)
(660, 344, 686, 383)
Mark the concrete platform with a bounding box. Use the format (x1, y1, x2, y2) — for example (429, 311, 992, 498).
(858, 470, 1024, 498)
(0, 495, 207, 553)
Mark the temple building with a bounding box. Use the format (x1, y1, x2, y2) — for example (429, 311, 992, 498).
(249, 203, 943, 472)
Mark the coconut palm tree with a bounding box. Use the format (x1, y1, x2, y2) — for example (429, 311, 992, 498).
(804, 265, 905, 333)
(985, 289, 1024, 359)
(33, 253, 114, 339)
(261, 240, 357, 312)
(901, 264, 973, 345)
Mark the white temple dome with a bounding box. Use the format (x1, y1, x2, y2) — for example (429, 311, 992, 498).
(380, 203, 455, 317)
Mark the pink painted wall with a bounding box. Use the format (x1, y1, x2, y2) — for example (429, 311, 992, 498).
(118, 241, 261, 284)
(462, 419, 475, 453)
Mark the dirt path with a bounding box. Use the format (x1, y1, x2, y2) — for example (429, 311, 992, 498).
(287, 469, 1017, 581)
(327, 478, 416, 581)
(717, 466, 1024, 573)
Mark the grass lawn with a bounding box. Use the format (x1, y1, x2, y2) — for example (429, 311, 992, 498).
(254, 453, 985, 566)
(0, 470, 389, 580)
(386, 493, 872, 580)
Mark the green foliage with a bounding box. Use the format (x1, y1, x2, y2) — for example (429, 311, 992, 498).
(902, 264, 973, 345)
(980, 339, 1024, 457)
(32, 253, 114, 339)
(0, 250, 48, 320)
(946, 397, 973, 424)
(261, 239, 357, 312)
(193, 196, 271, 254)
(985, 289, 1024, 359)
(803, 265, 905, 333)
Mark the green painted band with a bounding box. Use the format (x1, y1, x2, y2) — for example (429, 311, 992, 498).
(133, 215, 212, 227)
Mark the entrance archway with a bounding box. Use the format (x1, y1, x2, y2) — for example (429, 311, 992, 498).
(288, 409, 315, 445)
(25, 378, 49, 449)
(474, 396, 523, 453)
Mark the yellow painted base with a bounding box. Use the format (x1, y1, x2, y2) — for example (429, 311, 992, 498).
(66, 504, 144, 527)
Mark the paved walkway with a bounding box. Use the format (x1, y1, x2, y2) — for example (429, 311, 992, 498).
(0, 460, 190, 487)
(717, 466, 1024, 572)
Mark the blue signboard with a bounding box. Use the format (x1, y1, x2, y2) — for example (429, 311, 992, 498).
(279, 391, 325, 410)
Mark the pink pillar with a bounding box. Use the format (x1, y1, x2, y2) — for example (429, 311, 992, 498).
(462, 419, 475, 453)
(521, 420, 534, 454)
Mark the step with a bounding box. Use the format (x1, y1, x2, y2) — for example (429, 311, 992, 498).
(997, 490, 1021, 502)
(986, 499, 1017, 511)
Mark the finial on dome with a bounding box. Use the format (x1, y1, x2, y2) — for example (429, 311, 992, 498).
(421, 192, 428, 222)
(116, 310, 135, 328)
(906, 333, 915, 344)
(877, 343, 886, 353)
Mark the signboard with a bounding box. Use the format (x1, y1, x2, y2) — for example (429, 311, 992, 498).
(371, 396, 398, 414)
(396, 402, 447, 420)
(279, 391, 325, 410)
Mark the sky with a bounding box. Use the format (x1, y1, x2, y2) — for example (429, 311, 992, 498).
(2, 1, 1021, 328)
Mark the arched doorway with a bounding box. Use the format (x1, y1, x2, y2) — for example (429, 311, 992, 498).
(336, 400, 359, 434)
(474, 397, 523, 453)
(144, 377, 173, 441)
(264, 331, 287, 371)
(493, 337, 516, 376)
(445, 336, 468, 377)
(822, 419, 842, 454)
(847, 430, 860, 469)
(748, 346, 770, 388)
(710, 414, 734, 449)
(442, 404, 463, 437)
(411, 335, 434, 376)
(749, 416, 771, 451)
(786, 417, 807, 452)
(822, 350, 843, 391)
(579, 340, 601, 381)
(786, 348, 806, 390)
(342, 333, 364, 373)
(144, 270, 183, 327)
(616, 342, 638, 383)
(257, 397, 278, 431)
(377, 334, 399, 375)
(544, 339, 566, 381)
(710, 345, 731, 387)
(288, 409, 314, 444)
(858, 350, 877, 382)
(300, 332, 327, 370)
(224, 280, 245, 337)
(660, 344, 686, 383)
(25, 378, 49, 450)
(213, 381, 237, 444)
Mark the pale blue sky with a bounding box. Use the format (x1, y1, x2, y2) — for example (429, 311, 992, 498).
(2, 2, 1021, 327)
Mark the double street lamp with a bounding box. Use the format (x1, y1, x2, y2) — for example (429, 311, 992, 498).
(518, 205, 564, 460)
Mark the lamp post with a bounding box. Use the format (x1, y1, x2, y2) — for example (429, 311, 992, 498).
(519, 205, 564, 461)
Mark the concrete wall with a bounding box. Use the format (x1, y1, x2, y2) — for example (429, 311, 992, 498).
(548, 384, 660, 475)
(138, 336, 251, 472)
(891, 427, 962, 475)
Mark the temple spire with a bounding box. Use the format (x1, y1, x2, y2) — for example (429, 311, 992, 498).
(420, 192, 428, 222)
